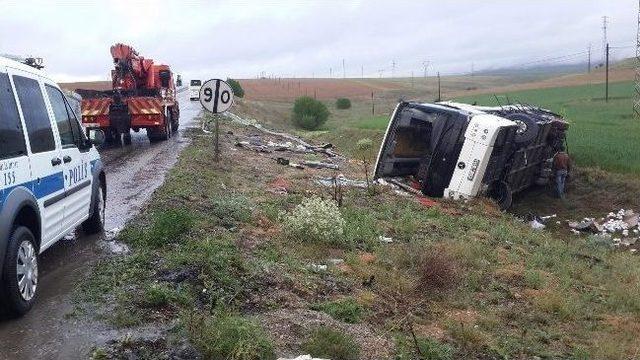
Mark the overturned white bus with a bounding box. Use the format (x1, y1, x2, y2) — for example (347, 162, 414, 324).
(374, 101, 569, 209)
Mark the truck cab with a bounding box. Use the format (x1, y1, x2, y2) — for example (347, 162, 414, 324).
(0, 55, 106, 316)
(374, 101, 568, 209)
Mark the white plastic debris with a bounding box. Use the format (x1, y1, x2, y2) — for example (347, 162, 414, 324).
(105, 227, 121, 240)
(278, 355, 329, 360)
(530, 219, 546, 230)
(308, 264, 327, 272)
(378, 235, 393, 243)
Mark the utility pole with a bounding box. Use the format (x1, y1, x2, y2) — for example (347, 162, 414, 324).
(423, 60, 429, 79)
(588, 44, 591, 73)
(391, 60, 396, 78)
(635, 0, 640, 118)
(342, 58, 345, 79)
(605, 43, 610, 102)
(361, 65, 364, 79)
(437, 71, 441, 102)
(329, 67, 332, 78)
(371, 92, 375, 115)
(602, 16, 608, 63)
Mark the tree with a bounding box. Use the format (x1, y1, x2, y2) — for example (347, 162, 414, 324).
(336, 98, 351, 109)
(292, 96, 329, 130)
(226, 78, 244, 98)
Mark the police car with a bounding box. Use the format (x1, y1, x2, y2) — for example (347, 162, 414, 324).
(0, 55, 106, 316)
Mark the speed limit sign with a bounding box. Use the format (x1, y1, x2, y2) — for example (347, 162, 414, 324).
(199, 79, 234, 113)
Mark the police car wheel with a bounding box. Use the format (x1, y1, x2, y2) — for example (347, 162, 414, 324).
(1, 226, 38, 317)
(82, 181, 105, 234)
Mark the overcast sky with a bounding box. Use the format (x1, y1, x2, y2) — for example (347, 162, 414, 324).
(0, 0, 636, 82)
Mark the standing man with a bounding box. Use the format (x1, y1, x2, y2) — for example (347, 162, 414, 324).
(552, 146, 571, 198)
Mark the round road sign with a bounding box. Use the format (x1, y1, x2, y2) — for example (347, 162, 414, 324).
(199, 79, 234, 113)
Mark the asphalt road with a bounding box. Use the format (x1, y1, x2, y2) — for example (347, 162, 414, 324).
(0, 91, 201, 359)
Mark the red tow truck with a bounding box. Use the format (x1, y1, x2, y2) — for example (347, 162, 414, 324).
(77, 43, 179, 145)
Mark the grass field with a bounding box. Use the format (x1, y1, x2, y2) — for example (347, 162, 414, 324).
(457, 81, 640, 174)
(83, 120, 640, 359)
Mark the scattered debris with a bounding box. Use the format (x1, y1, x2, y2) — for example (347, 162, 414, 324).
(308, 264, 328, 272)
(225, 112, 343, 158)
(378, 235, 393, 243)
(277, 157, 305, 169)
(268, 177, 292, 195)
(315, 175, 368, 189)
(417, 197, 438, 208)
(529, 218, 546, 230)
(302, 160, 339, 170)
(567, 209, 640, 251)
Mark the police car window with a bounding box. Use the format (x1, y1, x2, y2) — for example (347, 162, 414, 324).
(45, 85, 77, 148)
(0, 72, 27, 159)
(13, 75, 56, 154)
(64, 97, 85, 143)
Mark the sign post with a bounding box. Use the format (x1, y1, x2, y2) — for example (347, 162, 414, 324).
(199, 79, 235, 162)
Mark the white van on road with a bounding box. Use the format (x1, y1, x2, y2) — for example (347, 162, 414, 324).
(0, 55, 106, 316)
(189, 79, 202, 101)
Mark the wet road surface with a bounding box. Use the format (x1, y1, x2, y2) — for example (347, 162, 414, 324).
(0, 91, 201, 359)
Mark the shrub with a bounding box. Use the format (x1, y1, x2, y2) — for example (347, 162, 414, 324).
(302, 327, 359, 360)
(311, 297, 364, 323)
(395, 335, 453, 360)
(146, 209, 193, 247)
(354, 138, 374, 190)
(122, 209, 193, 248)
(292, 96, 329, 130)
(417, 246, 460, 296)
(142, 284, 173, 308)
(282, 197, 345, 246)
(336, 98, 351, 109)
(226, 78, 245, 98)
(186, 312, 276, 360)
(171, 236, 247, 306)
(416, 337, 453, 360)
(342, 207, 379, 250)
(140, 283, 189, 308)
(211, 194, 253, 227)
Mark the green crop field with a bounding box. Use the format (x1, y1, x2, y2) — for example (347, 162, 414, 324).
(457, 81, 640, 174)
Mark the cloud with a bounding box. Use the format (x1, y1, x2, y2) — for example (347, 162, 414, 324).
(0, 0, 636, 82)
